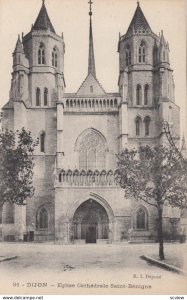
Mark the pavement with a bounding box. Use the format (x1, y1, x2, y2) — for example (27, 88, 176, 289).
(0, 242, 186, 295)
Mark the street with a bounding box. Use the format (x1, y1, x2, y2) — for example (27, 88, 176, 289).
(0, 242, 186, 294)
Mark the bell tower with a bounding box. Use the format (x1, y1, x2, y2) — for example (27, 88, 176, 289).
(118, 2, 179, 149)
(22, 0, 65, 107)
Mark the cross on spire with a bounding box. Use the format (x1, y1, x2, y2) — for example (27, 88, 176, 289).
(88, 0, 96, 77)
(42, 0, 45, 5)
(88, 0, 93, 16)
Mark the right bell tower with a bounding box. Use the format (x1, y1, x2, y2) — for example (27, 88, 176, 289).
(118, 2, 179, 150)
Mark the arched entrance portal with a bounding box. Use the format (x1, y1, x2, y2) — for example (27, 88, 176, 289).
(73, 199, 109, 243)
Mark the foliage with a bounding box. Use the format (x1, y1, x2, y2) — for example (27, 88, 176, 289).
(116, 145, 187, 209)
(0, 128, 38, 206)
(116, 145, 187, 260)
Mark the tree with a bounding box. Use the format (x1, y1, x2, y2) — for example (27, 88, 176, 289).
(116, 145, 187, 260)
(0, 128, 38, 206)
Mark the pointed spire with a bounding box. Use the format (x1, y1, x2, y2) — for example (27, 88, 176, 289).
(88, 0, 96, 77)
(14, 34, 24, 54)
(126, 2, 152, 35)
(160, 30, 167, 46)
(33, 0, 55, 33)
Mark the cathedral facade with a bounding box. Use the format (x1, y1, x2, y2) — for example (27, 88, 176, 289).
(1, 1, 181, 243)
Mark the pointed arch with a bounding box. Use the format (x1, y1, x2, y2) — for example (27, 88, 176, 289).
(67, 192, 115, 223)
(125, 44, 131, 66)
(44, 87, 48, 106)
(52, 46, 58, 68)
(144, 84, 149, 105)
(136, 84, 142, 106)
(144, 116, 151, 136)
(38, 43, 45, 65)
(134, 205, 148, 230)
(36, 206, 49, 229)
(135, 116, 142, 136)
(139, 40, 146, 63)
(36, 87, 41, 106)
(40, 131, 45, 153)
(75, 128, 108, 170)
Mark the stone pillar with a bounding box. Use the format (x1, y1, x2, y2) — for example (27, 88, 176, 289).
(109, 221, 114, 243)
(56, 102, 64, 168)
(98, 222, 102, 239)
(121, 102, 128, 149)
(119, 71, 128, 150)
(14, 205, 26, 241)
(77, 223, 82, 239)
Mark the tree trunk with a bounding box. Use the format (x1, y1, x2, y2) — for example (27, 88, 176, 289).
(157, 206, 165, 260)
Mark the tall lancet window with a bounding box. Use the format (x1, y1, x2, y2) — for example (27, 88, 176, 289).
(44, 88, 48, 106)
(139, 40, 146, 63)
(36, 88, 41, 106)
(52, 47, 58, 68)
(135, 117, 142, 136)
(144, 116, 151, 136)
(136, 84, 142, 105)
(39, 207, 48, 229)
(40, 132, 45, 153)
(77, 129, 107, 170)
(125, 45, 131, 67)
(144, 84, 149, 105)
(136, 207, 147, 230)
(38, 43, 45, 64)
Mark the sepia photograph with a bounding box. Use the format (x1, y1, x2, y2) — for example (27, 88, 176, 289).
(0, 0, 186, 296)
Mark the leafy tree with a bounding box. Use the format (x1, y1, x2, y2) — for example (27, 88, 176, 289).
(116, 145, 187, 260)
(0, 128, 38, 206)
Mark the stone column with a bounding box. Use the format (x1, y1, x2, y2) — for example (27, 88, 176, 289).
(56, 102, 64, 168)
(120, 71, 128, 150)
(98, 222, 102, 239)
(77, 223, 82, 239)
(109, 221, 114, 243)
(14, 205, 26, 241)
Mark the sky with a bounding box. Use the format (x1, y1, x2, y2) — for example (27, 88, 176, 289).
(0, 0, 186, 137)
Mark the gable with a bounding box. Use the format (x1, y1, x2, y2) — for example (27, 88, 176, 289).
(76, 73, 106, 96)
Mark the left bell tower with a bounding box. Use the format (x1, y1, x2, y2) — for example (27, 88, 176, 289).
(22, 0, 65, 108)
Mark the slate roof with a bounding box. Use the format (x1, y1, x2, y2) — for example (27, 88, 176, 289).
(126, 3, 152, 34)
(33, 1, 55, 33)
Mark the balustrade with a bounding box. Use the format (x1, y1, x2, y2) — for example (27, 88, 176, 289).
(64, 98, 119, 112)
(57, 169, 118, 187)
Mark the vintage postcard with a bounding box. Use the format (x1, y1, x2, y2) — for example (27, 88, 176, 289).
(0, 0, 186, 296)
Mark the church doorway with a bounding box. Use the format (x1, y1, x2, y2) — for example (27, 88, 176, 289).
(86, 225, 97, 243)
(73, 199, 109, 243)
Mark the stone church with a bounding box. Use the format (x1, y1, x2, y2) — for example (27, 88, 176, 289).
(1, 1, 181, 243)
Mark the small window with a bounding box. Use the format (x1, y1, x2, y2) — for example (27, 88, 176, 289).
(139, 41, 146, 63)
(163, 51, 165, 61)
(44, 88, 48, 106)
(144, 84, 149, 105)
(144, 117, 151, 136)
(36, 88, 41, 106)
(136, 208, 147, 229)
(90, 86, 93, 93)
(39, 207, 48, 229)
(135, 117, 141, 136)
(125, 45, 131, 67)
(52, 47, 58, 68)
(38, 43, 45, 64)
(136, 85, 142, 106)
(40, 132, 45, 152)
